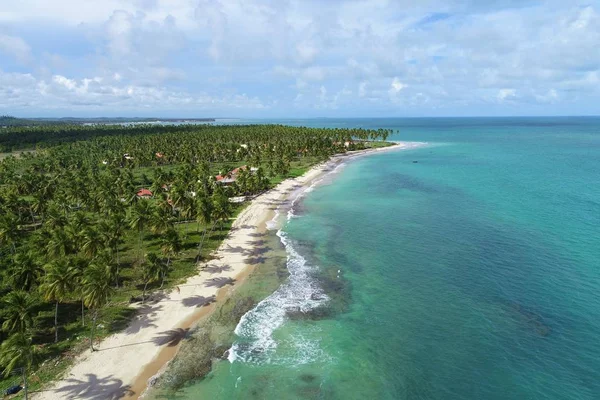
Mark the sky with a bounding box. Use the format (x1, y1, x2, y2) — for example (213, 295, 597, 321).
(0, 0, 599, 118)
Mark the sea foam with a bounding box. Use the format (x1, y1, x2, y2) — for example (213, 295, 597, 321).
(228, 166, 340, 365)
(228, 229, 328, 364)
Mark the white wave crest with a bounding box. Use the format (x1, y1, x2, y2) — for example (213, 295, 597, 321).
(228, 160, 351, 365)
(228, 230, 328, 364)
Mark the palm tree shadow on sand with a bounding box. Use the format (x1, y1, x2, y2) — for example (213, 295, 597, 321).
(152, 328, 190, 347)
(204, 277, 235, 288)
(124, 304, 162, 335)
(181, 295, 216, 308)
(203, 264, 233, 274)
(47, 373, 133, 400)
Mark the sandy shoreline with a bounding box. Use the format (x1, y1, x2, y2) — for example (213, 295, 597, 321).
(32, 142, 422, 400)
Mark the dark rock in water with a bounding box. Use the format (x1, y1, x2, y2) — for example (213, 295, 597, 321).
(286, 305, 333, 321)
(251, 346, 265, 356)
(147, 375, 159, 387)
(412, 160, 418, 163)
(228, 297, 257, 321)
(221, 348, 230, 360)
(510, 302, 552, 337)
(286, 307, 307, 319)
(297, 385, 322, 397)
(320, 277, 345, 294)
(536, 324, 551, 337)
(300, 373, 318, 383)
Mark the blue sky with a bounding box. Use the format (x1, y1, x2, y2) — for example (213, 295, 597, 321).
(0, 0, 599, 118)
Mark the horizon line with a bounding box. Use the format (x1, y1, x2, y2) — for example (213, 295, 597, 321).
(6, 115, 600, 120)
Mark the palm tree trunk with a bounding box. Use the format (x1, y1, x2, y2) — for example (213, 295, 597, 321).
(161, 256, 171, 288)
(29, 206, 36, 228)
(200, 226, 207, 245)
(138, 228, 143, 261)
(115, 246, 120, 288)
(183, 217, 189, 241)
(195, 225, 211, 263)
(142, 281, 149, 304)
(54, 301, 59, 343)
(81, 299, 85, 327)
(90, 311, 97, 351)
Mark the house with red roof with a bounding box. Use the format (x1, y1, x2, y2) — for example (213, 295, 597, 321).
(215, 165, 250, 184)
(136, 188, 153, 198)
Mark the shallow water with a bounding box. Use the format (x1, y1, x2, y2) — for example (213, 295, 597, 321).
(171, 117, 600, 400)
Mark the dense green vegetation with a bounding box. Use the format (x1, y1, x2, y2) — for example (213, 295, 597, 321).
(0, 116, 67, 129)
(0, 121, 389, 152)
(0, 123, 390, 391)
(0, 116, 215, 132)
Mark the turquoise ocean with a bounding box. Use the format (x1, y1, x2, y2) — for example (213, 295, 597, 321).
(178, 117, 600, 399)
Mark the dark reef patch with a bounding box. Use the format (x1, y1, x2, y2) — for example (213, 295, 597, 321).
(299, 373, 318, 383)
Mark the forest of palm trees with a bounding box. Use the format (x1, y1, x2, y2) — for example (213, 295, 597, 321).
(0, 123, 391, 389)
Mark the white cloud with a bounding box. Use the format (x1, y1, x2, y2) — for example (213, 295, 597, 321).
(535, 89, 559, 103)
(359, 81, 368, 97)
(106, 10, 133, 57)
(1, 0, 600, 115)
(0, 34, 32, 63)
(497, 88, 516, 101)
(295, 41, 319, 64)
(389, 77, 406, 94)
(0, 69, 267, 112)
(319, 85, 327, 102)
(53, 75, 78, 90)
(0, 0, 199, 28)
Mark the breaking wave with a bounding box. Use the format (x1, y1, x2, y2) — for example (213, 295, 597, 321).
(227, 165, 345, 365)
(227, 229, 328, 364)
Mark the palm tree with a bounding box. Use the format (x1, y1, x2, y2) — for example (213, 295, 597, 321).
(45, 228, 73, 258)
(212, 192, 233, 230)
(99, 216, 125, 286)
(179, 195, 196, 239)
(70, 211, 91, 233)
(43, 203, 68, 230)
(39, 260, 75, 343)
(195, 194, 213, 262)
(169, 184, 187, 232)
(1, 291, 37, 334)
(158, 229, 181, 287)
(128, 200, 154, 261)
(81, 226, 104, 258)
(0, 332, 35, 377)
(150, 206, 173, 235)
(82, 263, 113, 352)
(0, 212, 21, 254)
(9, 250, 43, 291)
(141, 253, 161, 303)
(69, 256, 88, 327)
